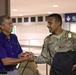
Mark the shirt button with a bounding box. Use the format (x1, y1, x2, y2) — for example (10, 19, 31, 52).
(11, 46, 12, 48)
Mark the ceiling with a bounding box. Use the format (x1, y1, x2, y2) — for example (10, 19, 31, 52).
(10, 0, 76, 17)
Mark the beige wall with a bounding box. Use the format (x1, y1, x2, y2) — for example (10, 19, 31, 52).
(14, 23, 69, 41)
(16, 24, 49, 40)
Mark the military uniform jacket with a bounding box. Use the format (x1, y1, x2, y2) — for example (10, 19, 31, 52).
(34, 30, 76, 65)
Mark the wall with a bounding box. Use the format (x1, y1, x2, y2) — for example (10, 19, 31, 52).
(16, 24, 49, 40)
(12, 14, 70, 41)
(0, 0, 10, 16)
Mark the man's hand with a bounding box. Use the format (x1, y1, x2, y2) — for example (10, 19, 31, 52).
(18, 52, 34, 62)
(25, 52, 34, 61)
(18, 52, 27, 58)
(72, 64, 76, 71)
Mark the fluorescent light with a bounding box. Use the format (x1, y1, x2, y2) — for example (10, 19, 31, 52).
(53, 5, 58, 7)
(19, 14, 23, 16)
(12, 9, 18, 11)
(48, 12, 52, 14)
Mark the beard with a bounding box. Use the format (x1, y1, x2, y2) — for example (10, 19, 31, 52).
(49, 28, 56, 34)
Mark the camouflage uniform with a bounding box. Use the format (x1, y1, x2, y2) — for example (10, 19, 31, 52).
(34, 30, 76, 65)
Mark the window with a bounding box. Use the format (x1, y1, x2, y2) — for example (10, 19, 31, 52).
(31, 17, 36, 22)
(18, 18, 22, 23)
(12, 18, 16, 23)
(24, 17, 28, 22)
(38, 16, 43, 22)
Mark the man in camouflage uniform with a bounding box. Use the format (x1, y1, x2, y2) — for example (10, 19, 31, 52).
(34, 30, 76, 66)
(27, 14, 76, 74)
(34, 13, 76, 66)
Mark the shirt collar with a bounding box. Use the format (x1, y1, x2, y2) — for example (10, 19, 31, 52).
(53, 30, 65, 39)
(0, 32, 11, 39)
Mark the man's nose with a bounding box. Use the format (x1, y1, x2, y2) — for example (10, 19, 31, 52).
(47, 24, 50, 28)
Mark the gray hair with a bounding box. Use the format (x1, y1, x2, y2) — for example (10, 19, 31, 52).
(0, 15, 11, 25)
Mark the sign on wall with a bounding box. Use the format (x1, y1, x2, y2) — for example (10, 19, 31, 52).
(65, 13, 76, 22)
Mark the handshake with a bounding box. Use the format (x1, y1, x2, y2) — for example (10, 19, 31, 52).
(18, 52, 34, 62)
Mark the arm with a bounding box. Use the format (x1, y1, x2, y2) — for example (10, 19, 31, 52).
(34, 37, 51, 65)
(1, 57, 26, 65)
(72, 32, 76, 71)
(0, 45, 33, 66)
(72, 64, 76, 71)
(1, 56, 32, 65)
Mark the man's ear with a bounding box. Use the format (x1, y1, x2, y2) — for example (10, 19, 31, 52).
(57, 22, 61, 27)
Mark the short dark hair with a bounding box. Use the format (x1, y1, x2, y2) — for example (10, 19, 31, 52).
(47, 13, 62, 25)
(0, 15, 11, 25)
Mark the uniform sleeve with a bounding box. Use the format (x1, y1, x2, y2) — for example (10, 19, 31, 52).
(72, 33, 76, 51)
(34, 36, 51, 65)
